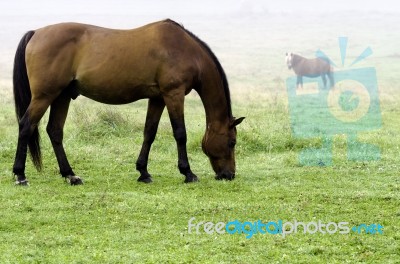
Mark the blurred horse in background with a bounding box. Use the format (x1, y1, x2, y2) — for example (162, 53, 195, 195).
(286, 52, 334, 89)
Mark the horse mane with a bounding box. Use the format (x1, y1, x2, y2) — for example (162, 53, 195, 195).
(164, 19, 232, 118)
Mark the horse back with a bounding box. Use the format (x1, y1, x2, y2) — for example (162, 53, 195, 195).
(25, 21, 207, 104)
(292, 55, 331, 77)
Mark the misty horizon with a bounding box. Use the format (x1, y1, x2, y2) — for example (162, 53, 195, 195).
(1, 0, 399, 17)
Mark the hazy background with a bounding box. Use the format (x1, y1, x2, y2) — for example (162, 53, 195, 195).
(0, 0, 399, 102)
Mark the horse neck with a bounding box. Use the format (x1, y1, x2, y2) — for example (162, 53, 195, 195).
(292, 54, 305, 73)
(292, 54, 303, 65)
(197, 81, 232, 130)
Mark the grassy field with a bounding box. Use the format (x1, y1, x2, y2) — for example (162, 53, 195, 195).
(1, 11, 400, 263)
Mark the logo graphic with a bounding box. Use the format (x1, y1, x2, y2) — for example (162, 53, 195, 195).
(286, 37, 381, 166)
(187, 217, 384, 239)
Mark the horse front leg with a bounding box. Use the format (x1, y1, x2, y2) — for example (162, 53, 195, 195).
(296, 75, 303, 89)
(136, 97, 165, 183)
(163, 90, 198, 183)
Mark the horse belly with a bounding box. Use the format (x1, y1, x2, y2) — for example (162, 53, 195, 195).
(76, 77, 161, 105)
(75, 54, 161, 104)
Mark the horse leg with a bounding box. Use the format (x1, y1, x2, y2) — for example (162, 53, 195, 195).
(136, 97, 165, 183)
(328, 71, 335, 88)
(163, 90, 198, 183)
(322, 74, 327, 89)
(297, 75, 303, 89)
(13, 98, 52, 185)
(46, 91, 82, 185)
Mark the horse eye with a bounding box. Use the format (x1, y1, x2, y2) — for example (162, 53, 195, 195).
(229, 140, 236, 148)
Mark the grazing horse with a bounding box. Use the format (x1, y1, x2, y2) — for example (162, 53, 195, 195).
(285, 52, 334, 89)
(12, 19, 245, 185)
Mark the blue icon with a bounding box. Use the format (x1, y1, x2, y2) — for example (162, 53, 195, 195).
(286, 38, 381, 166)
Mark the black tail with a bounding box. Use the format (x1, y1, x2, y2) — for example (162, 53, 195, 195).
(13, 30, 42, 171)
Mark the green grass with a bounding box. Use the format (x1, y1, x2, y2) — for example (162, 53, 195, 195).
(1, 12, 400, 263)
(0, 92, 399, 263)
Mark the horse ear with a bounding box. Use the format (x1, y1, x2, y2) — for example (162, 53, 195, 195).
(230, 117, 245, 128)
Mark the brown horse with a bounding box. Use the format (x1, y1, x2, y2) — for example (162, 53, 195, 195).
(12, 19, 245, 185)
(285, 52, 334, 89)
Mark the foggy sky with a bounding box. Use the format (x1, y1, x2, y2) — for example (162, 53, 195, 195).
(0, 0, 399, 85)
(0, 0, 399, 17)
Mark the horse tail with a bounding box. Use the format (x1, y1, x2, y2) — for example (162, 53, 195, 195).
(13, 30, 42, 171)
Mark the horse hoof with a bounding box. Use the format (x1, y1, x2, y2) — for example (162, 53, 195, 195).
(184, 174, 199, 183)
(226, 174, 235, 181)
(15, 180, 29, 186)
(215, 175, 223, 180)
(137, 176, 152, 183)
(67, 176, 83, 185)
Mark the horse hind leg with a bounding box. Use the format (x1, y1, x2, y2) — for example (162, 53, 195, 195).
(322, 74, 327, 89)
(136, 97, 165, 183)
(13, 97, 52, 185)
(328, 71, 335, 88)
(46, 90, 82, 185)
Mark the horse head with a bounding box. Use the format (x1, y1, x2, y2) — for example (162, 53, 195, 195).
(202, 117, 245, 180)
(285, 52, 294, 69)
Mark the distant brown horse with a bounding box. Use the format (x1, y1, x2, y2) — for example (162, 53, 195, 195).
(285, 52, 334, 89)
(12, 19, 245, 185)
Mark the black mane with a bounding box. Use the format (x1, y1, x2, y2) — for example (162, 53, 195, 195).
(165, 19, 232, 118)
